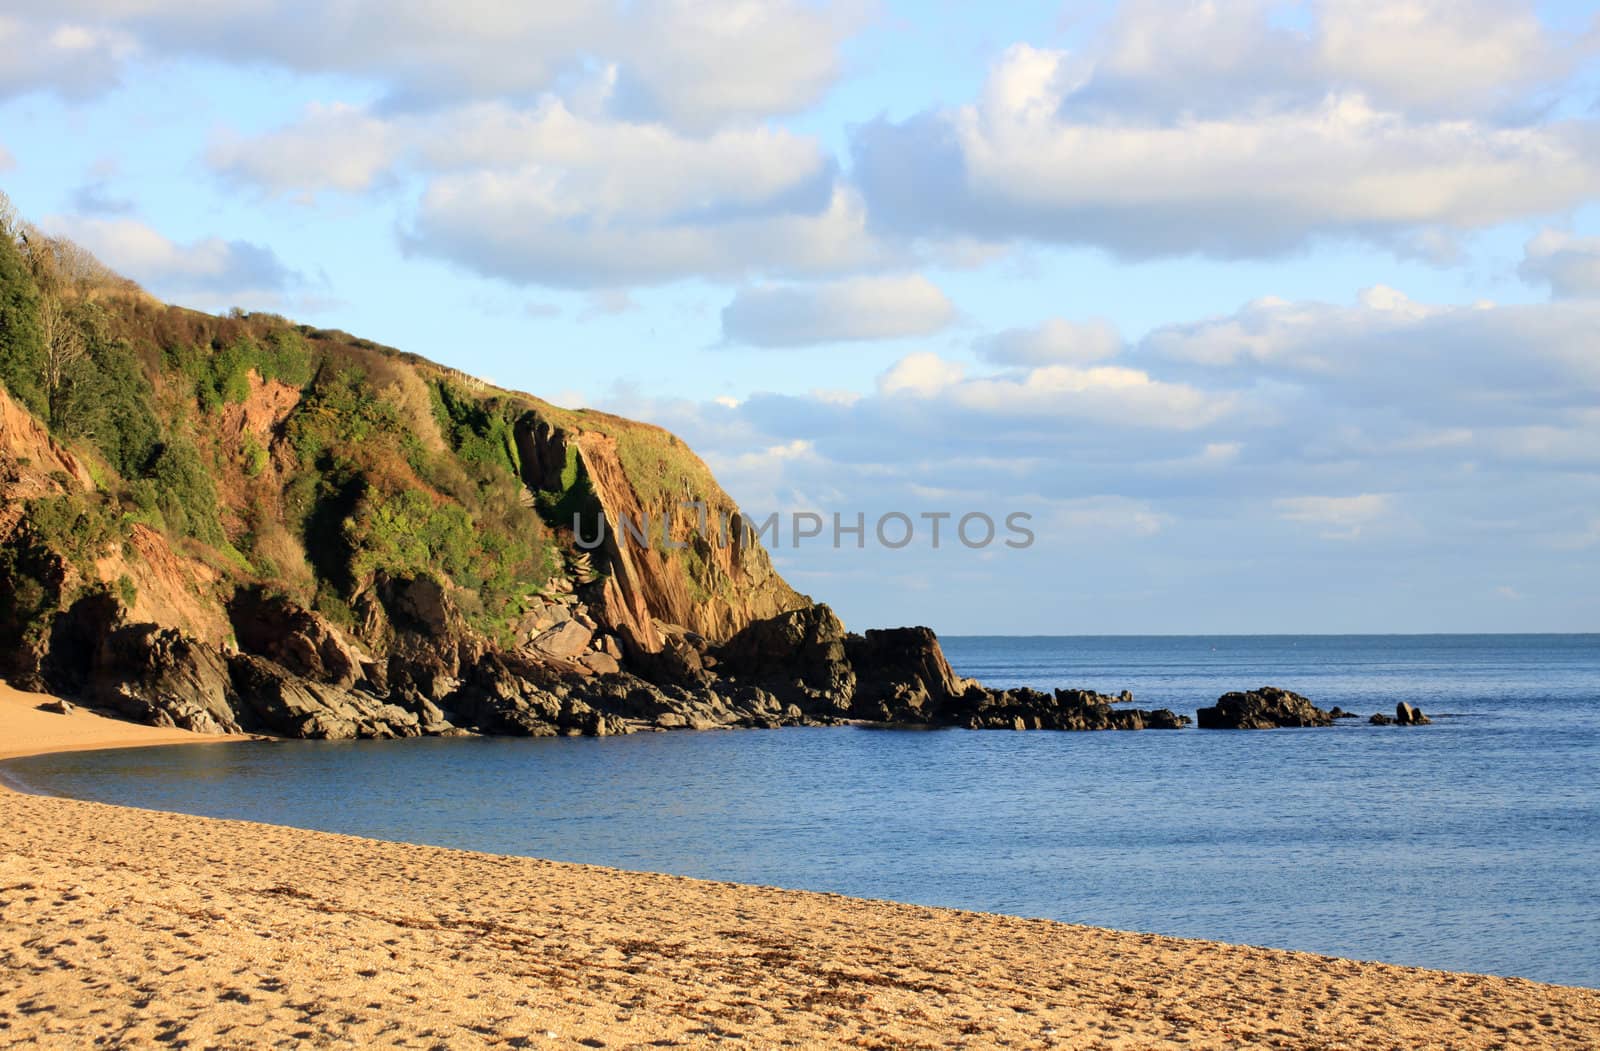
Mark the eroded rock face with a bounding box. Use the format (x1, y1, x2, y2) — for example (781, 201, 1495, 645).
(377, 574, 484, 706)
(1197, 687, 1333, 729)
(229, 588, 364, 688)
(227, 654, 423, 740)
(529, 620, 593, 660)
(90, 624, 242, 735)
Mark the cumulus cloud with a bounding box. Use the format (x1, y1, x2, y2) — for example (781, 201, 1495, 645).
(42, 215, 302, 308)
(209, 97, 888, 287)
(1520, 229, 1600, 298)
(0, 14, 132, 100)
(209, 104, 402, 198)
(408, 176, 885, 289)
(1142, 286, 1600, 421)
(855, 48, 1600, 259)
(1, 0, 861, 128)
(1089, 0, 1580, 119)
(978, 318, 1122, 366)
(853, 1, 1600, 261)
(721, 276, 955, 347)
(868, 351, 1236, 432)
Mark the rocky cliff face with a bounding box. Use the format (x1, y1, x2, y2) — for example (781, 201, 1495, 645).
(514, 408, 806, 655)
(0, 229, 1189, 742)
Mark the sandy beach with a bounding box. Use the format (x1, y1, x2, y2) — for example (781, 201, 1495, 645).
(3, 690, 1598, 1049)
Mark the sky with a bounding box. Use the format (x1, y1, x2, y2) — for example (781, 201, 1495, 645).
(2, 0, 1598, 635)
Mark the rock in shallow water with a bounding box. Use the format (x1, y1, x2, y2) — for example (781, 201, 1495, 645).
(1196, 687, 1333, 729)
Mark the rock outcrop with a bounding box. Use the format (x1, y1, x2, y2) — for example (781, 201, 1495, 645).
(516, 416, 807, 655)
(1197, 687, 1334, 729)
(229, 588, 364, 689)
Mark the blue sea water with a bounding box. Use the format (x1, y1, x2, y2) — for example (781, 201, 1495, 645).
(6, 634, 1599, 987)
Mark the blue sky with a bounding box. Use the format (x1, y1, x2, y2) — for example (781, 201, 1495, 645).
(2, 0, 1598, 634)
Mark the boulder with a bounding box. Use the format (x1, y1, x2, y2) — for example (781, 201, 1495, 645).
(579, 651, 620, 676)
(39, 698, 73, 715)
(1328, 707, 1359, 719)
(1394, 702, 1432, 726)
(530, 620, 594, 660)
(1196, 687, 1333, 729)
(1369, 713, 1395, 725)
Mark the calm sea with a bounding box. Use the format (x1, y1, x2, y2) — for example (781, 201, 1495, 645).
(6, 635, 1598, 987)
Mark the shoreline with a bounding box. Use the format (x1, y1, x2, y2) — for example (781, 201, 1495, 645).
(0, 679, 251, 768)
(3, 682, 1599, 1047)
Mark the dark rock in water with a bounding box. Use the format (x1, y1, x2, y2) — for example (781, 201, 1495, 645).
(1196, 687, 1333, 729)
(1141, 708, 1190, 730)
(39, 698, 73, 715)
(938, 685, 1190, 732)
(714, 605, 1190, 733)
(846, 626, 970, 723)
(1369, 713, 1395, 725)
(1328, 706, 1359, 719)
(1394, 702, 1431, 726)
(715, 604, 855, 715)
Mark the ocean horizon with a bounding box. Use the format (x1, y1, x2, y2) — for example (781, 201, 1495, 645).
(8, 632, 1598, 989)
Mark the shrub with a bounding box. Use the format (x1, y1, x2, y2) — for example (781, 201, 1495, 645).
(145, 439, 225, 545)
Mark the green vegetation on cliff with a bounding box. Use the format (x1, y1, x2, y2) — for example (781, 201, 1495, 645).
(0, 190, 803, 672)
(0, 193, 565, 650)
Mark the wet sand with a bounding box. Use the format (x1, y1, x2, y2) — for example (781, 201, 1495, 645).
(3, 685, 1597, 1048)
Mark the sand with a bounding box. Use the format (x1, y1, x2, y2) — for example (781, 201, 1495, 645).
(0, 680, 225, 764)
(2, 689, 1597, 1049)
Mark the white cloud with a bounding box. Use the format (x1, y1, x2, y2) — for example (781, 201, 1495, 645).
(1520, 229, 1600, 298)
(41, 215, 302, 308)
(872, 351, 1235, 430)
(878, 352, 968, 398)
(854, 2, 1600, 261)
(1142, 288, 1600, 424)
(409, 178, 884, 289)
(209, 103, 401, 197)
(0, 13, 132, 100)
(978, 318, 1122, 365)
(1274, 492, 1392, 539)
(212, 99, 833, 210)
(1314, 0, 1574, 115)
(206, 95, 884, 288)
(721, 275, 955, 347)
(1087, 0, 1577, 119)
(4, 1, 860, 129)
(0, 142, 14, 171)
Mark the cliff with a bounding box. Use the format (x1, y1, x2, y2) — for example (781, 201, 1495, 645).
(0, 204, 1189, 739)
